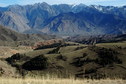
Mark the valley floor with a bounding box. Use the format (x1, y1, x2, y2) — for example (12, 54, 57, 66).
(0, 78, 126, 84)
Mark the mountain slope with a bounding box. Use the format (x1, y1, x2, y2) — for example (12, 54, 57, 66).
(0, 3, 59, 32)
(0, 10, 31, 32)
(42, 11, 126, 35)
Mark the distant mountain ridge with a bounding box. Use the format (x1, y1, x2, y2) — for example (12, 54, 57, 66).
(0, 2, 126, 36)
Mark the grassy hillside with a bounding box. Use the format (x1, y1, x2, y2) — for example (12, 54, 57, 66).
(1, 41, 125, 79)
(0, 25, 56, 46)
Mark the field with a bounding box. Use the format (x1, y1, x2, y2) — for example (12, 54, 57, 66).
(0, 78, 126, 84)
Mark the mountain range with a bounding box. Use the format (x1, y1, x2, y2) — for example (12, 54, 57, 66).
(0, 2, 126, 36)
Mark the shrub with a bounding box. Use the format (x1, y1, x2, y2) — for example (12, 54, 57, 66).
(22, 55, 48, 70)
(89, 46, 122, 66)
(6, 53, 30, 66)
(56, 54, 67, 61)
(85, 69, 97, 74)
(48, 47, 60, 54)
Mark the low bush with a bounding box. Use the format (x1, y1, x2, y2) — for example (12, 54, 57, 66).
(22, 55, 48, 70)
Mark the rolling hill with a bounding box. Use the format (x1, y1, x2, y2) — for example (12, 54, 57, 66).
(2, 41, 126, 79)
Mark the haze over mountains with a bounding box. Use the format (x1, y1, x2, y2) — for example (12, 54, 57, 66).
(0, 2, 126, 36)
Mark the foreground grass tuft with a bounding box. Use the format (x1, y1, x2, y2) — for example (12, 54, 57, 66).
(0, 78, 126, 84)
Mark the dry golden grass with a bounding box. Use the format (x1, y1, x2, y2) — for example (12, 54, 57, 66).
(0, 78, 126, 84)
(0, 46, 32, 58)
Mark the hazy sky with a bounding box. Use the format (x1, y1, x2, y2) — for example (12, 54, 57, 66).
(0, 0, 126, 7)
